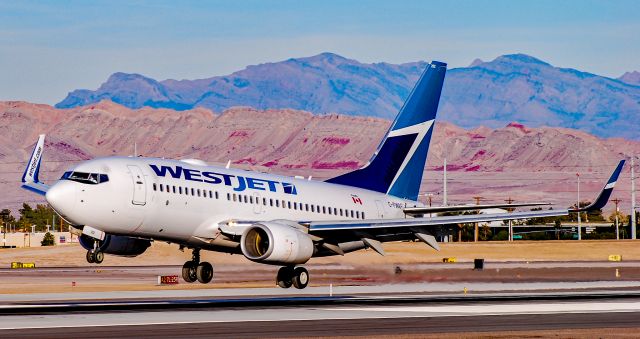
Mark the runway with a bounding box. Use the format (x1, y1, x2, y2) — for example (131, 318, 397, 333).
(2, 262, 640, 337)
(0, 291, 640, 338)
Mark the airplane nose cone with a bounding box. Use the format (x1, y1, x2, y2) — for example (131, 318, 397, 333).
(46, 181, 76, 218)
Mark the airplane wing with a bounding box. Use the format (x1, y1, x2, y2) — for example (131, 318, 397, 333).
(307, 160, 624, 254)
(307, 209, 567, 254)
(403, 202, 550, 215)
(21, 134, 49, 196)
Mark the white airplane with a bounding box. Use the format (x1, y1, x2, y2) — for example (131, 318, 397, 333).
(21, 61, 624, 289)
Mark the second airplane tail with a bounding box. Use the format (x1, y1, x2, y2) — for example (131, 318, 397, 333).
(326, 61, 447, 201)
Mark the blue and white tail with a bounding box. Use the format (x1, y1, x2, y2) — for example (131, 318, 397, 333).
(326, 61, 447, 200)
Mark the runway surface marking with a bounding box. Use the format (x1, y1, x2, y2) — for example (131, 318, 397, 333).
(334, 301, 640, 314)
(1, 300, 639, 330)
(3, 280, 640, 302)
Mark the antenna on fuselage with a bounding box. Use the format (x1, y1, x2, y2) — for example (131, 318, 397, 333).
(134, 142, 137, 157)
(225, 160, 231, 169)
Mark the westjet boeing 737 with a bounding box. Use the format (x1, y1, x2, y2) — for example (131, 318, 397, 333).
(21, 61, 624, 289)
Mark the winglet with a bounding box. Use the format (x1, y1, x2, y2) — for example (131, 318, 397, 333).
(21, 134, 49, 196)
(22, 134, 45, 184)
(570, 160, 625, 212)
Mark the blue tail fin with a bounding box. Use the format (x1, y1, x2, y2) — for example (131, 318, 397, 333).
(571, 159, 625, 212)
(326, 61, 447, 200)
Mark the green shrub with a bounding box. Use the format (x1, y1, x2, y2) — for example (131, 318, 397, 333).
(41, 232, 55, 246)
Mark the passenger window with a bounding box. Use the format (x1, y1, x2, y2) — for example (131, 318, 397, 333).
(322, 206, 326, 214)
(270, 199, 273, 207)
(263, 198, 267, 205)
(339, 209, 343, 216)
(362, 212, 365, 219)
(233, 193, 237, 202)
(287, 201, 291, 209)
(275, 200, 280, 207)
(172, 186, 176, 194)
(249, 196, 254, 204)
(227, 193, 231, 201)
(160, 184, 164, 192)
(305, 204, 309, 211)
(215, 191, 219, 199)
(311, 205, 315, 213)
(328, 208, 332, 215)
(153, 183, 157, 191)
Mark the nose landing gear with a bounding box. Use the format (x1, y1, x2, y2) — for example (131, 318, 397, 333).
(181, 248, 214, 284)
(277, 266, 309, 289)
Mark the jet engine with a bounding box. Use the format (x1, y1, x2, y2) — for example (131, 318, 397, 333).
(240, 222, 314, 264)
(79, 234, 151, 257)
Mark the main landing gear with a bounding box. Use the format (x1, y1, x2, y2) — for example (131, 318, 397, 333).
(86, 240, 104, 264)
(182, 248, 214, 284)
(276, 266, 309, 289)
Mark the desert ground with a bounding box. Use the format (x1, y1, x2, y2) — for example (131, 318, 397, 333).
(1, 240, 638, 294)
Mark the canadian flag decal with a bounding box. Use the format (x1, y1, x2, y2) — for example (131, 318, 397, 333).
(351, 195, 363, 205)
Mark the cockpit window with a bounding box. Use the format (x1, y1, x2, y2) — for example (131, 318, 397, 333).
(61, 171, 109, 185)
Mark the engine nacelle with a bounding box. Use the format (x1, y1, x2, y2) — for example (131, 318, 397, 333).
(79, 234, 151, 257)
(240, 222, 314, 264)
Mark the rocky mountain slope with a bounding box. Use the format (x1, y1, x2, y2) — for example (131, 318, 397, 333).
(1, 100, 636, 214)
(619, 71, 640, 86)
(56, 53, 640, 139)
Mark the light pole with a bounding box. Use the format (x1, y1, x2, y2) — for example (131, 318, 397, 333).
(632, 157, 637, 239)
(577, 173, 581, 240)
(443, 158, 447, 206)
(612, 198, 621, 240)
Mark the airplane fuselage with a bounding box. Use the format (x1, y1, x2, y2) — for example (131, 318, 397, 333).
(47, 156, 421, 251)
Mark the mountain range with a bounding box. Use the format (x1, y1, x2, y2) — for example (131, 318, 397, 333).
(56, 53, 640, 139)
(1, 100, 635, 213)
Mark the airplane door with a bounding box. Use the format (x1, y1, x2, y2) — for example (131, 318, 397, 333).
(375, 200, 385, 218)
(128, 165, 147, 206)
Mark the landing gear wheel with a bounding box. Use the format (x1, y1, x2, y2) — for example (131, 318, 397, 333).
(182, 261, 197, 283)
(196, 262, 214, 284)
(93, 251, 104, 264)
(292, 267, 309, 289)
(276, 266, 294, 288)
(86, 250, 95, 264)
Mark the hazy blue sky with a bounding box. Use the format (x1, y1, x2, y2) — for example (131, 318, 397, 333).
(1, 0, 639, 104)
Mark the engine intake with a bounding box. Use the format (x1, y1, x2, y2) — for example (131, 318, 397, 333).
(79, 234, 151, 257)
(240, 222, 314, 264)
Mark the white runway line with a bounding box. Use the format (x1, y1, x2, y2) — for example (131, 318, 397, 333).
(2, 280, 640, 302)
(1, 300, 640, 330)
(335, 301, 640, 315)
